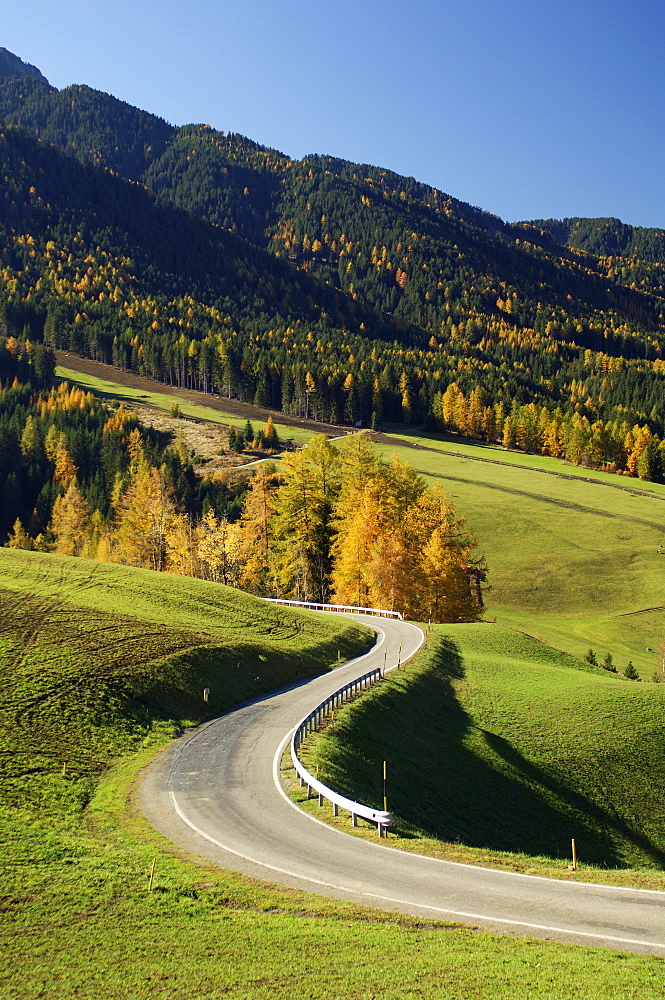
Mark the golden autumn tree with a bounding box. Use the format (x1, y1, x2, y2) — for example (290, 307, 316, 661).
(196, 508, 241, 586)
(20, 415, 42, 463)
(335, 433, 382, 518)
(405, 486, 483, 622)
(237, 464, 278, 595)
(272, 437, 340, 601)
(332, 442, 418, 612)
(50, 480, 92, 556)
(114, 460, 176, 571)
(164, 512, 197, 576)
(331, 479, 390, 608)
(6, 518, 33, 550)
(262, 415, 279, 451)
(332, 456, 484, 621)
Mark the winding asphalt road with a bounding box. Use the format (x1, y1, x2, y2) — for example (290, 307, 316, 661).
(139, 615, 665, 955)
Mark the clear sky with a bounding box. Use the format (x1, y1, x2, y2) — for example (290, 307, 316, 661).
(4, 0, 664, 228)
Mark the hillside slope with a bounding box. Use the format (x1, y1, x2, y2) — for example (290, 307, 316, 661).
(2, 552, 662, 995)
(524, 217, 665, 266)
(308, 625, 665, 869)
(0, 64, 664, 443)
(372, 433, 665, 672)
(0, 548, 370, 826)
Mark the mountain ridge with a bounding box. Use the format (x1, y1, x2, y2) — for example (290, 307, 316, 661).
(0, 47, 663, 477)
(0, 47, 48, 85)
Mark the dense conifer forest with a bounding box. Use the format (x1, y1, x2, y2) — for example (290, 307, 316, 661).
(0, 59, 663, 479)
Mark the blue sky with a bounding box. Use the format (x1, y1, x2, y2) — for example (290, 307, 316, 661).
(4, 0, 664, 227)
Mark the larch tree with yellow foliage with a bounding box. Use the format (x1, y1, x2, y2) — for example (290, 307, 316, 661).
(50, 480, 92, 557)
(237, 464, 278, 595)
(196, 508, 241, 586)
(114, 459, 176, 571)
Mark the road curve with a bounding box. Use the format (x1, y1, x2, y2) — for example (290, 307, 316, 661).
(139, 615, 665, 956)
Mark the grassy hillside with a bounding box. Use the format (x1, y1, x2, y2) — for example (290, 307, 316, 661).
(0, 548, 370, 828)
(373, 434, 665, 674)
(306, 624, 665, 870)
(55, 363, 318, 447)
(6, 552, 663, 995)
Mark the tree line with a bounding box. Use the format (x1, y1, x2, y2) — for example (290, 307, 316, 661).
(2, 344, 483, 622)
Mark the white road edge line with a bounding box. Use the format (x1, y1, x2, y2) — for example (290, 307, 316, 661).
(274, 623, 665, 897)
(168, 788, 664, 952)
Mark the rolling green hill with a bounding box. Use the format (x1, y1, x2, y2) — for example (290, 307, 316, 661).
(7, 550, 662, 997)
(307, 624, 665, 869)
(0, 548, 371, 827)
(372, 432, 665, 674)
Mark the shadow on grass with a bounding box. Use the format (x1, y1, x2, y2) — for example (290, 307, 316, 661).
(321, 638, 665, 869)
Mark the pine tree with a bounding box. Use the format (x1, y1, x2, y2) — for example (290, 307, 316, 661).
(602, 652, 617, 673)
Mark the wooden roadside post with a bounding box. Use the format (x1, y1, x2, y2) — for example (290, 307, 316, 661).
(571, 839, 578, 871)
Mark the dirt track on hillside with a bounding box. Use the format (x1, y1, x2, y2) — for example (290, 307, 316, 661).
(55, 352, 665, 512)
(55, 351, 346, 440)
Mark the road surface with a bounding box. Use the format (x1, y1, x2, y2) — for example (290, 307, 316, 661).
(139, 614, 665, 955)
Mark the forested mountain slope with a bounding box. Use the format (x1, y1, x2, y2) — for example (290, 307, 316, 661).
(0, 49, 48, 85)
(0, 55, 664, 475)
(523, 217, 665, 266)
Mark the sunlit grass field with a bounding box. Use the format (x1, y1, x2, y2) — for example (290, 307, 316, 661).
(306, 624, 665, 872)
(373, 436, 665, 675)
(4, 551, 665, 996)
(388, 428, 665, 495)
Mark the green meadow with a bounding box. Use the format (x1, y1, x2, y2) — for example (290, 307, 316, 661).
(55, 364, 317, 445)
(374, 434, 665, 675)
(305, 624, 665, 873)
(4, 550, 665, 996)
(387, 428, 665, 494)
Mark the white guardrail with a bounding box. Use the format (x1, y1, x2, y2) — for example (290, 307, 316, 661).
(291, 667, 392, 836)
(263, 598, 399, 836)
(263, 598, 403, 620)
